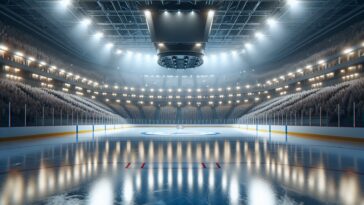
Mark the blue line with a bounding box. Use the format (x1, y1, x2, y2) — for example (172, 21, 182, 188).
(285, 125, 288, 143)
(76, 125, 79, 143)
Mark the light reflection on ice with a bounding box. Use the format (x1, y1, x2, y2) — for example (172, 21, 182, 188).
(0, 139, 362, 205)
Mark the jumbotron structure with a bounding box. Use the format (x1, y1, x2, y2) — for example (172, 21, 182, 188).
(145, 8, 214, 69)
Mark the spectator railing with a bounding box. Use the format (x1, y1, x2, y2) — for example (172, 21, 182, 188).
(0, 102, 126, 127)
(238, 102, 363, 128)
(126, 119, 239, 125)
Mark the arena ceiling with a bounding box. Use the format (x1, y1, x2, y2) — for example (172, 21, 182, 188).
(1, 0, 364, 73)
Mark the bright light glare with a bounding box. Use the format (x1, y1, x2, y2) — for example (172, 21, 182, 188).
(81, 18, 92, 26)
(0, 44, 8, 51)
(94, 32, 104, 39)
(195, 43, 202, 47)
(287, 0, 299, 6)
(145, 54, 151, 59)
(245, 43, 252, 49)
(158, 43, 164, 47)
(106, 42, 114, 48)
(210, 54, 216, 59)
(255, 32, 264, 39)
(343, 48, 353, 55)
(60, 0, 71, 7)
(318, 59, 326, 65)
(229, 175, 240, 205)
(231, 50, 238, 56)
(115, 49, 122, 55)
(123, 176, 134, 204)
(266, 18, 277, 26)
(15, 51, 24, 57)
(248, 178, 275, 205)
(144, 10, 151, 16)
(89, 178, 113, 205)
(208, 10, 215, 17)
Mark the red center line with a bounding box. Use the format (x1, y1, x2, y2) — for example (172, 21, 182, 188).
(201, 162, 207, 169)
(125, 162, 131, 168)
(216, 162, 221, 169)
(141, 162, 146, 169)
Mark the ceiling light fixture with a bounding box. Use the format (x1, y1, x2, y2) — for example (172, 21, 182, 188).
(267, 18, 277, 26)
(106, 42, 114, 48)
(81, 18, 92, 26)
(94, 31, 104, 39)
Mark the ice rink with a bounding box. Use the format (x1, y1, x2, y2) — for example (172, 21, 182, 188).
(0, 126, 363, 205)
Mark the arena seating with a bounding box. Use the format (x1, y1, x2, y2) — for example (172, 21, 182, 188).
(240, 78, 364, 124)
(200, 106, 213, 119)
(181, 106, 198, 120)
(124, 104, 142, 119)
(215, 105, 232, 118)
(142, 105, 157, 119)
(229, 104, 252, 118)
(160, 106, 177, 120)
(0, 78, 123, 126)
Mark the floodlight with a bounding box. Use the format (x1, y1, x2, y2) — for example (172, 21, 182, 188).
(267, 18, 277, 26)
(106, 42, 114, 48)
(60, 0, 71, 7)
(94, 32, 104, 39)
(81, 18, 92, 26)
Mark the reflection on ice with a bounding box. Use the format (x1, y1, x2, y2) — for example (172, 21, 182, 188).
(208, 167, 215, 191)
(198, 166, 203, 190)
(138, 141, 144, 161)
(123, 173, 134, 205)
(0, 138, 363, 205)
(205, 142, 210, 161)
(214, 141, 219, 161)
(248, 178, 275, 205)
(148, 167, 154, 191)
(168, 163, 173, 189)
(188, 165, 193, 190)
(0, 171, 24, 205)
(88, 178, 113, 205)
(222, 169, 228, 192)
(340, 173, 360, 205)
(135, 170, 141, 192)
(167, 142, 173, 162)
(158, 163, 163, 188)
(229, 173, 239, 205)
(177, 163, 183, 190)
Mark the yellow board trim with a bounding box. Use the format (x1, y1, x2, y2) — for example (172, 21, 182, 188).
(240, 127, 364, 143)
(1, 126, 363, 143)
(0, 127, 125, 142)
(0, 131, 77, 142)
(287, 131, 364, 143)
